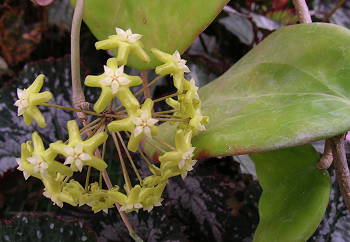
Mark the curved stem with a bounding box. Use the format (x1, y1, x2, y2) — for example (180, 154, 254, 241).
(292, 0, 312, 24)
(331, 134, 350, 211)
(110, 132, 132, 193)
(317, 139, 333, 169)
(71, 0, 87, 121)
(323, 0, 346, 22)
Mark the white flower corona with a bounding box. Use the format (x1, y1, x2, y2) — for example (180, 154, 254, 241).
(120, 202, 143, 212)
(115, 27, 142, 43)
(132, 111, 158, 137)
(14, 88, 29, 116)
(43, 189, 63, 208)
(143, 198, 163, 212)
(64, 144, 91, 171)
(100, 65, 130, 94)
(26, 155, 49, 178)
(178, 147, 197, 179)
(16, 158, 30, 180)
(172, 51, 190, 73)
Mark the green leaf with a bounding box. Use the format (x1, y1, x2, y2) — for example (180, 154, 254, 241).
(250, 145, 331, 242)
(75, 0, 228, 69)
(146, 23, 350, 159)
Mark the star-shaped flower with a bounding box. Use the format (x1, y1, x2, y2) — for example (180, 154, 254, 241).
(141, 182, 166, 212)
(108, 98, 158, 152)
(100, 65, 131, 94)
(115, 27, 142, 43)
(132, 110, 158, 137)
(95, 27, 150, 65)
(172, 51, 190, 73)
(85, 182, 126, 213)
(42, 178, 77, 208)
(119, 185, 143, 212)
(43, 188, 64, 208)
(26, 155, 49, 178)
(16, 156, 30, 180)
(85, 58, 142, 113)
(62, 180, 86, 206)
(159, 129, 197, 180)
(16, 132, 73, 181)
(50, 120, 108, 172)
(151, 48, 190, 91)
(63, 144, 91, 172)
(14, 74, 53, 128)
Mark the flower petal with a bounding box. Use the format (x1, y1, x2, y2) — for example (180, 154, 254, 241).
(75, 160, 83, 172)
(118, 76, 130, 85)
(178, 159, 185, 169)
(134, 203, 143, 209)
(115, 27, 125, 36)
(23, 171, 30, 180)
(74, 144, 83, 154)
(133, 117, 142, 125)
(111, 81, 119, 94)
(173, 51, 181, 61)
(79, 153, 91, 161)
(143, 127, 151, 137)
(134, 126, 143, 137)
(64, 156, 74, 165)
(64, 147, 74, 156)
(147, 118, 158, 126)
(100, 77, 112, 86)
(17, 88, 24, 99)
(115, 65, 124, 75)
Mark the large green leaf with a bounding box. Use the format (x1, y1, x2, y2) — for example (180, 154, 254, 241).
(77, 0, 228, 69)
(146, 23, 350, 159)
(250, 145, 331, 242)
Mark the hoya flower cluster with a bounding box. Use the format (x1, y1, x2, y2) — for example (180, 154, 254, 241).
(15, 27, 209, 213)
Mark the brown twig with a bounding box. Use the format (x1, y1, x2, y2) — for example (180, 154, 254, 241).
(323, 0, 346, 22)
(317, 139, 333, 169)
(140, 70, 150, 99)
(71, 0, 88, 121)
(85, 127, 136, 236)
(330, 134, 350, 211)
(292, 0, 312, 24)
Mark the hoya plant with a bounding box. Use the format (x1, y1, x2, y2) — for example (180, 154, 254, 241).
(11, 0, 350, 241)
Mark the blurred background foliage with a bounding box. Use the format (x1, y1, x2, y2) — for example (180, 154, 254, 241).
(0, 0, 349, 241)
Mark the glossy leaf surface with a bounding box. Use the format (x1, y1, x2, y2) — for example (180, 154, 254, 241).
(76, 0, 228, 69)
(250, 145, 331, 242)
(147, 23, 350, 159)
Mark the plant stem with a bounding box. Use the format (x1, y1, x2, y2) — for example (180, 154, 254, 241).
(138, 149, 153, 167)
(140, 70, 150, 99)
(330, 134, 350, 211)
(292, 0, 312, 24)
(157, 118, 186, 122)
(317, 139, 333, 169)
(116, 132, 143, 184)
(41, 103, 122, 119)
(71, 0, 88, 121)
(80, 118, 101, 132)
(155, 109, 176, 114)
(99, 157, 135, 235)
(110, 132, 132, 193)
(93, 139, 137, 237)
(152, 136, 175, 150)
(153, 92, 179, 103)
(135, 76, 163, 96)
(84, 167, 92, 190)
(323, 0, 346, 22)
(145, 138, 167, 153)
(41, 103, 98, 116)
